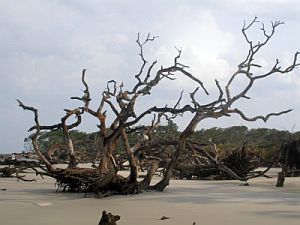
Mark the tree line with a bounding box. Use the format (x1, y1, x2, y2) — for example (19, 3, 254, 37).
(29, 124, 294, 166)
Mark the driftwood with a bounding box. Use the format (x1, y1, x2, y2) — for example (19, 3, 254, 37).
(0, 159, 43, 182)
(0, 166, 18, 177)
(173, 142, 265, 181)
(0, 165, 37, 182)
(17, 18, 299, 195)
(276, 140, 300, 187)
(160, 216, 170, 220)
(98, 211, 120, 225)
(97, 211, 198, 225)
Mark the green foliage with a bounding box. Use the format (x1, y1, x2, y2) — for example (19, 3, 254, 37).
(152, 120, 180, 140)
(25, 123, 292, 165)
(192, 126, 290, 165)
(37, 130, 63, 153)
(37, 130, 88, 153)
(193, 126, 248, 144)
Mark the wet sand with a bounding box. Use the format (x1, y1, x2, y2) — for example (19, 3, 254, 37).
(1, 170, 300, 225)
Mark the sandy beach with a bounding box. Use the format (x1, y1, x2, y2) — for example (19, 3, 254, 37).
(1, 169, 300, 225)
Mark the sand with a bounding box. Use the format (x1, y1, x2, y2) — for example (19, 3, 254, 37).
(1, 169, 300, 225)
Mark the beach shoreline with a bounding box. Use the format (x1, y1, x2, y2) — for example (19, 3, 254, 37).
(1, 169, 300, 225)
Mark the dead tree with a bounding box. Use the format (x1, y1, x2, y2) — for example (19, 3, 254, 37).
(0, 160, 39, 182)
(18, 18, 299, 195)
(276, 139, 300, 187)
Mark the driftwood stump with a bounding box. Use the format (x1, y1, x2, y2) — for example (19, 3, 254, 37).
(98, 211, 120, 225)
(276, 142, 291, 187)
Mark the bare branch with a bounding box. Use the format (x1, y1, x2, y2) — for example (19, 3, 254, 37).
(17, 99, 53, 171)
(132, 33, 159, 92)
(70, 69, 92, 109)
(173, 90, 184, 109)
(61, 108, 81, 168)
(106, 80, 117, 96)
(174, 47, 189, 69)
(228, 108, 293, 123)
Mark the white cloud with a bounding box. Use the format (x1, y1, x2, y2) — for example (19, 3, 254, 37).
(1, 0, 300, 153)
(208, 0, 300, 16)
(151, 10, 234, 92)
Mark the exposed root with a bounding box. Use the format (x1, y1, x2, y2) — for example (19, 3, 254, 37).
(43, 168, 141, 196)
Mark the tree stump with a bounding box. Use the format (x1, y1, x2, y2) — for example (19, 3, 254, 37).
(98, 211, 120, 225)
(276, 171, 286, 187)
(276, 143, 291, 187)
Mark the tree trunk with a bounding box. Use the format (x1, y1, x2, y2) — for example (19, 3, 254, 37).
(120, 128, 138, 183)
(276, 144, 290, 187)
(152, 114, 205, 191)
(140, 160, 169, 187)
(67, 139, 77, 168)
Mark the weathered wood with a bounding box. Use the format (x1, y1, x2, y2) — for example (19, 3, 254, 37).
(17, 18, 300, 195)
(120, 128, 138, 183)
(98, 211, 120, 225)
(276, 140, 300, 187)
(0, 166, 17, 177)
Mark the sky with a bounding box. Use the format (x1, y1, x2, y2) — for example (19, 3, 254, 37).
(1, 0, 300, 153)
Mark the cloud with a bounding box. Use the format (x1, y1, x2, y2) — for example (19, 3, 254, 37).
(149, 10, 234, 92)
(208, 0, 300, 17)
(0, 0, 300, 153)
